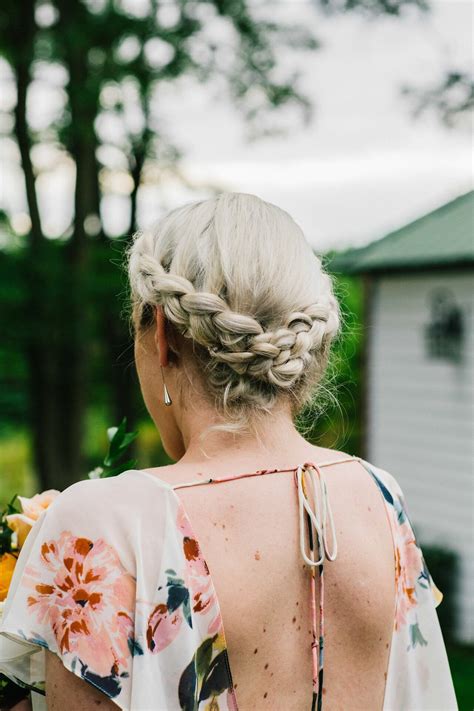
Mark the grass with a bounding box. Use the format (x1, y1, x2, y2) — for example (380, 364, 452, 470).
(0, 428, 37, 505)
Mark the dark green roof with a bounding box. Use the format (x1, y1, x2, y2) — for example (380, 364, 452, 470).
(329, 190, 474, 274)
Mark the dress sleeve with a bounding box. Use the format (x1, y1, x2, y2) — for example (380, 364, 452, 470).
(373, 463, 445, 609)
(0, 478, 140, 710)
(367, 462, 458, 710)
(0, 471, 237, 711)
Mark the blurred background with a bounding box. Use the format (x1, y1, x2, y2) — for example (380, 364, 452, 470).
(0, 0, 472, 705)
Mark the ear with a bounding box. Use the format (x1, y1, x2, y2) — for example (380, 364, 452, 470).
(154, 306, 169, 368)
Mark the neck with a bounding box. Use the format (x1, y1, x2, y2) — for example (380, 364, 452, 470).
(175, 397, 312, 472)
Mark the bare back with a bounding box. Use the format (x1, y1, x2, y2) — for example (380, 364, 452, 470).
(149, 449, 396, 710)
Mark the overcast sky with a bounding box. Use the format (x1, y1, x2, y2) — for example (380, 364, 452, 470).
(158, 0, 472, 252)
(0, 0, 472, 253)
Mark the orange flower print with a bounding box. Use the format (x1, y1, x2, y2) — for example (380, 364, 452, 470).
(393, 519, 423, 631)
(23, 532, 136, 679)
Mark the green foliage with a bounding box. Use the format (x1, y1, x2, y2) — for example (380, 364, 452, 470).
(0, 494, 20, 556)
(0, 429, 36, 506)
(296, 263, 364, 455)
(446, 642, 474, 711)
(87, 416, 139, 479)
(318, 0, 428, 15)
(402, 70, 474, 129)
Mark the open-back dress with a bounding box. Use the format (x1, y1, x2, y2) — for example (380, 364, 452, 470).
(0, 455, 458, 710)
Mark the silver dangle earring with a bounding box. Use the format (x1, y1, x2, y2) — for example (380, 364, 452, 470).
(160, 366, 172, 406)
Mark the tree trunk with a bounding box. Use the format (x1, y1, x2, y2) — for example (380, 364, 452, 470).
(12, 6, 67, 490)
(101, 143, 147, 457)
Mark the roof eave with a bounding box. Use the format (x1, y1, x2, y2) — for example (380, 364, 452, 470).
(330, 257, 474, 276)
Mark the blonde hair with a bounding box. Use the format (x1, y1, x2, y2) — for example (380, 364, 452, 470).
(126, 192, 341, 433)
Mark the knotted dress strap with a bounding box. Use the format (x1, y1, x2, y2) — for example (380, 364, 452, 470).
(295, 462, 339, 711)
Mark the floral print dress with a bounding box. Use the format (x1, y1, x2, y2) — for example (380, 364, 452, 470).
(0, 457, 458, 710)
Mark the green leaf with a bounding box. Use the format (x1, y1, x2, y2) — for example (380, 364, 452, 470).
(409, 622, 428, 648)
(5, 494, 20, 515)
(182, 594, 192, 628)
(91, 417, 139, 477)
(107, 417, 127, 459)
(195, 636, 215, 680)
(178, 658, 197, 711)
(199, 649, 231, 702)
(100, 459, 137, 478)
(118, 432, 139, 450)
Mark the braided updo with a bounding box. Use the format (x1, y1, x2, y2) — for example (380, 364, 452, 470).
(126, 192, 341, 432)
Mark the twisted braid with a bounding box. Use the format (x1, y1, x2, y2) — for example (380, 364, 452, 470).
(129, 234, 339, 391)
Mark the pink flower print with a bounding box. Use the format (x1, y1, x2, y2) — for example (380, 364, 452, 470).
(393, 520, 423, 630)
(23, 532, 136, 677)
(177, 504, 195, 539)
(146, 603, 183, 653)
(177, 503, 222, 634)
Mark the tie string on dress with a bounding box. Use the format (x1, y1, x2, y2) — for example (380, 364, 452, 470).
(295, 462, 338, 711)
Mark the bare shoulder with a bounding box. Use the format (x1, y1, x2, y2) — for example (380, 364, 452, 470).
(304, 443, 358, 464)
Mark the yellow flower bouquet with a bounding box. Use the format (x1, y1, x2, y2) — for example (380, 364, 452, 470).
(0, 490, 60, 599)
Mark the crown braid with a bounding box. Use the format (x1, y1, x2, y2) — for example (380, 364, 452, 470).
(126, 193, 342, 428)
(130, 235, 338, 392)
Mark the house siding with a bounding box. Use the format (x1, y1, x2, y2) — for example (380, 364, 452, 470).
(366, 270, 474, 643)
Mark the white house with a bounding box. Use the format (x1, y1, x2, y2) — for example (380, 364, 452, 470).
(330, 190, 474, 644)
